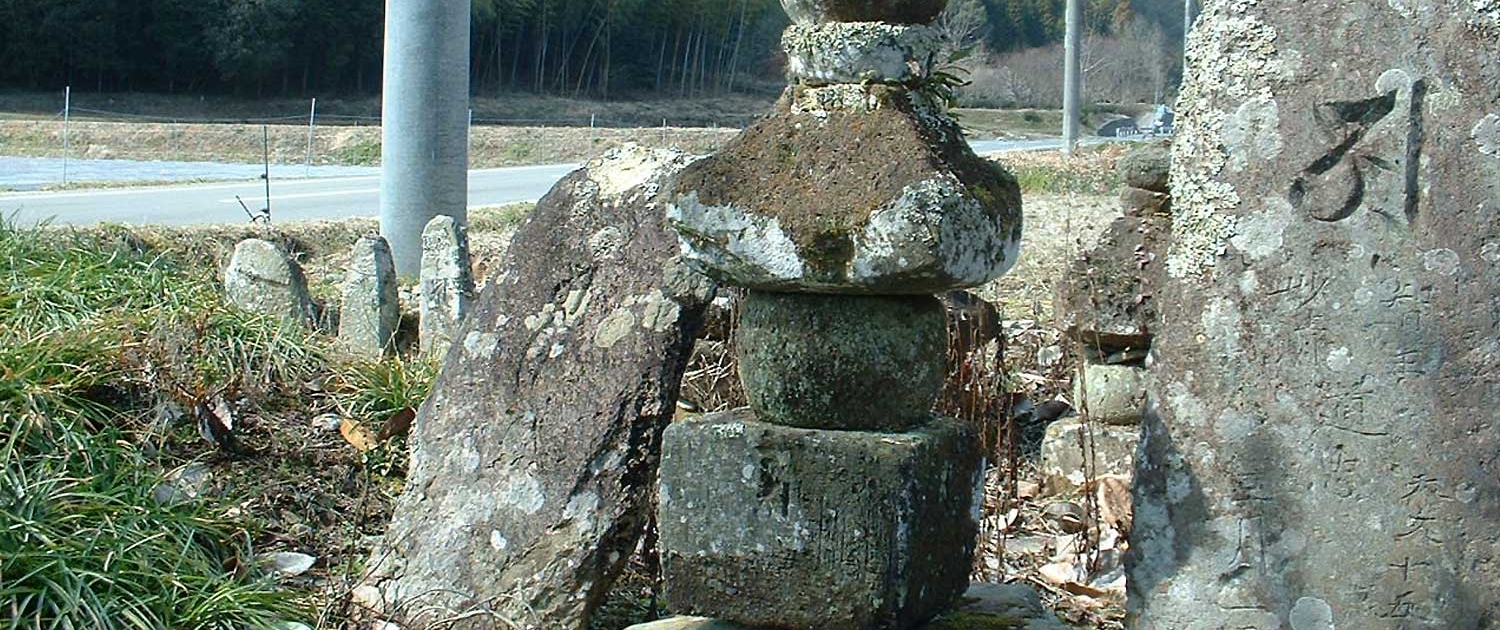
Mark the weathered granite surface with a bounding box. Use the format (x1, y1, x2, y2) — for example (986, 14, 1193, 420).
(1130, 1, 1500, 627)
(358, 146, 711, 630)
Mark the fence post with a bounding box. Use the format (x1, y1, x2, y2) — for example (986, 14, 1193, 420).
(62, 86, 71, 185)
(306, 97, 317, 176)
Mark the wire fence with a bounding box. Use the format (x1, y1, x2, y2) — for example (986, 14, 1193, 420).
(2, 87, 745, 185)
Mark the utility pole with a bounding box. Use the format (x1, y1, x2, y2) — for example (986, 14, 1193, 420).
(380, 0, 471, 278)
(1062, 0, 1083, 155)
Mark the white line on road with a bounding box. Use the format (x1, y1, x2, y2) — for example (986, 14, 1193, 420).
(217, 188, 380, 203)
(0, 175, 382, 201)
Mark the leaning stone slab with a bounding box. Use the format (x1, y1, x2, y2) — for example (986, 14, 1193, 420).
(668, 85, 1022, 294)
(418, 215, 474, 357)
(783, 22, 937, 86)
(658, 410, 982, 630)
(358, 146, 711, 630)
(337, 235, 400, 359)
(1132, 1, 1500, 626)
(223, 238, 315, 327)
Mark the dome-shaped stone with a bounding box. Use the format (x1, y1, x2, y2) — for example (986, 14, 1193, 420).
(781, 0, 948, 25)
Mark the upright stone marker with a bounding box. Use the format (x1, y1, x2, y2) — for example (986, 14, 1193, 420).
(337, 235, 400, 360)
(359, 147, 711, 629)
(659, 1, 1023, 627)
(1130, 2, 1500, 628)
(223, 238, 315, 328)
(419, 215, 474, 357)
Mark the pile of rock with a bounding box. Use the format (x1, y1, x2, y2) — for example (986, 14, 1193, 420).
(1043, 145, 1171, 494)
(654, 1, 1030, 628)
(220, 215, 475, 359)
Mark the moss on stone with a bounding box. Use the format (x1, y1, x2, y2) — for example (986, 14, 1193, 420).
(927, 611, 1030, 630)
(670, 83, 1019, 279)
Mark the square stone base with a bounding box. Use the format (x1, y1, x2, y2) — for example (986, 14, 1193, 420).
(658, 409, 983, 630)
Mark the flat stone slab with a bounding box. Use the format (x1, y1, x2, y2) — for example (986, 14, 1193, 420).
(1073, 363, 1147, 426)
(668, 84, 1022, 294)
(358, 146, 712, 629)
(628, 583, 1070, 630)
(659, 410, 982, 630)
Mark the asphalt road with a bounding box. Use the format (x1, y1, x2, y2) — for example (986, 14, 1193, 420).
(0, 164, 580, 226)
(0, 137, 1126, 227)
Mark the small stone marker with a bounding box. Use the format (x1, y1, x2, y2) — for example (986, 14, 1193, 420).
(223, 238, 315, 327)
(337, 235, 399, 360)
(358, 146, 711, 629)
(658, 0, 1021, 627)
(418, 215, 474, 357)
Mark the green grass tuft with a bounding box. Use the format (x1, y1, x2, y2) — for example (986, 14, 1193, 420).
(0, 221, 319, 629)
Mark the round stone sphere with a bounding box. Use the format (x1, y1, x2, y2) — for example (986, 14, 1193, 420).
(736, 291, 947, 431)
(781, 0, 948, 25)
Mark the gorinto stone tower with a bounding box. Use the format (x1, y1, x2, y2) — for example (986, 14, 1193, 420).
(657, 1, 1024, 627)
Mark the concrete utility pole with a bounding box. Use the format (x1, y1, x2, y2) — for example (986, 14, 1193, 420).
(1062, 0, 1083, 155)
(380, 0, 471, 278)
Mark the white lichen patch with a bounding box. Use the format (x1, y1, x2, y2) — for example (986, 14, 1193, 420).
(1228, 199, 1292, 260)
(1326, 346, 1353, 371)
(1474, 114, 1500, 158)
(594, 307, 638, 349)
(1167, 0, 1298, 279)
(1471, 0, 1500, 31)
(782, 22, 937, 85)
(638, 289, 681, 332)
(463, 331, 500, 359)
(585, 144, 692, 201)
(1201, 297, 1244, 358)
(849, 177, 1017, 287)
(1222, 94, 1283, 172)
(790, 84, 885, 120)
(588, 227, 625, 261)
(500, 471, 546, 515)
(667, 192, 806, 284)
(1288, 597, 1335, 630)
(1423, 248, 1461, 276)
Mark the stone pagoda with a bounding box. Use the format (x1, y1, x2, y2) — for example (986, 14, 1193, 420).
(657, 0, 1024, 627)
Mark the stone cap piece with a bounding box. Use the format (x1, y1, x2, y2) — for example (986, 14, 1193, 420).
(667, 85, 1022, 294)
(783, 22, 937, 85)
(781, 0, 948, 25)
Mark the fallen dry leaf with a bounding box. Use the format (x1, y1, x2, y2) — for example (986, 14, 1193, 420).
(377, 407, 416, 441)
(1086, 474, 1133, 533)
(339, 418, 378, 452)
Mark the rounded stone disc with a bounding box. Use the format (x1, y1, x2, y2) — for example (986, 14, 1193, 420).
(736, 291, 946, 431)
